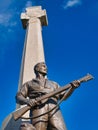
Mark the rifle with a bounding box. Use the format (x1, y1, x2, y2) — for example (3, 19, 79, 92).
(13, 74, 93, 121)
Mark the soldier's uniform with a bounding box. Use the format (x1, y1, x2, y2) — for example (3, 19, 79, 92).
(16, 78, 67, 130)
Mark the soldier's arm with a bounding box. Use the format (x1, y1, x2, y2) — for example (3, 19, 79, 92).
(16, 82, 38, 107)
(60, 80, 80, 100)
(16, 83, 29, 105)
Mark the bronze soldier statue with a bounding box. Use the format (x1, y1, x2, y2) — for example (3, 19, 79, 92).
(16, 62, 80, 130)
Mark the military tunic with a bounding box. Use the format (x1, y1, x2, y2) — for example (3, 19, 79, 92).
(16, 78, 67, 130)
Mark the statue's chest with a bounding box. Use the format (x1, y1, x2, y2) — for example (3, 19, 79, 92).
(28, 79, 55, 93)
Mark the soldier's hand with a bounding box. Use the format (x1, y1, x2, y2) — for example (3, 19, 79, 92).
(27, 99, 38, 107)
(71, 80, 80, 88)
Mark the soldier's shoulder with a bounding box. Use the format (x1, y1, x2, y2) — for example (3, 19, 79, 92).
(47, 79, 59, 86)
(23, 79, 33, 86)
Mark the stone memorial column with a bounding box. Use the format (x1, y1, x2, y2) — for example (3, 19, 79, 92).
(18, 6, 48, 90)
(17, 5, 48, 121)
(2, 6, 48, 130)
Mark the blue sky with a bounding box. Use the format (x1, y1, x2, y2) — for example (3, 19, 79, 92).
(0, 0, 98, 129)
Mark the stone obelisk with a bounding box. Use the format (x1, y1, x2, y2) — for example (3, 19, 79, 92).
(2, 6, 48, 130)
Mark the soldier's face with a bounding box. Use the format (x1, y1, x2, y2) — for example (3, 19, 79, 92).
(37, 63, 47, 75)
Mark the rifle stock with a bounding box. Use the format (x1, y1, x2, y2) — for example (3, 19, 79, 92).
(13, 105, 30, 121)
(13, 73, 93, 121)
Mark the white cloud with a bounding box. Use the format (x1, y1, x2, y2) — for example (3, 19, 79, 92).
(22, 0, 36, 12)
(0, 0, 32, 27)
(25, 1, 33, 7)
(0, 13, 11, 26)
(0, 13, 17, 27)
(63, 0, 82, 9)
(0, 0, 37, 27)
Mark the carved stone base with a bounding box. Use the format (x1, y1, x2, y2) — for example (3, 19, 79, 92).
(20, 123, 36, 130)
(2, 113, 30, 130)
